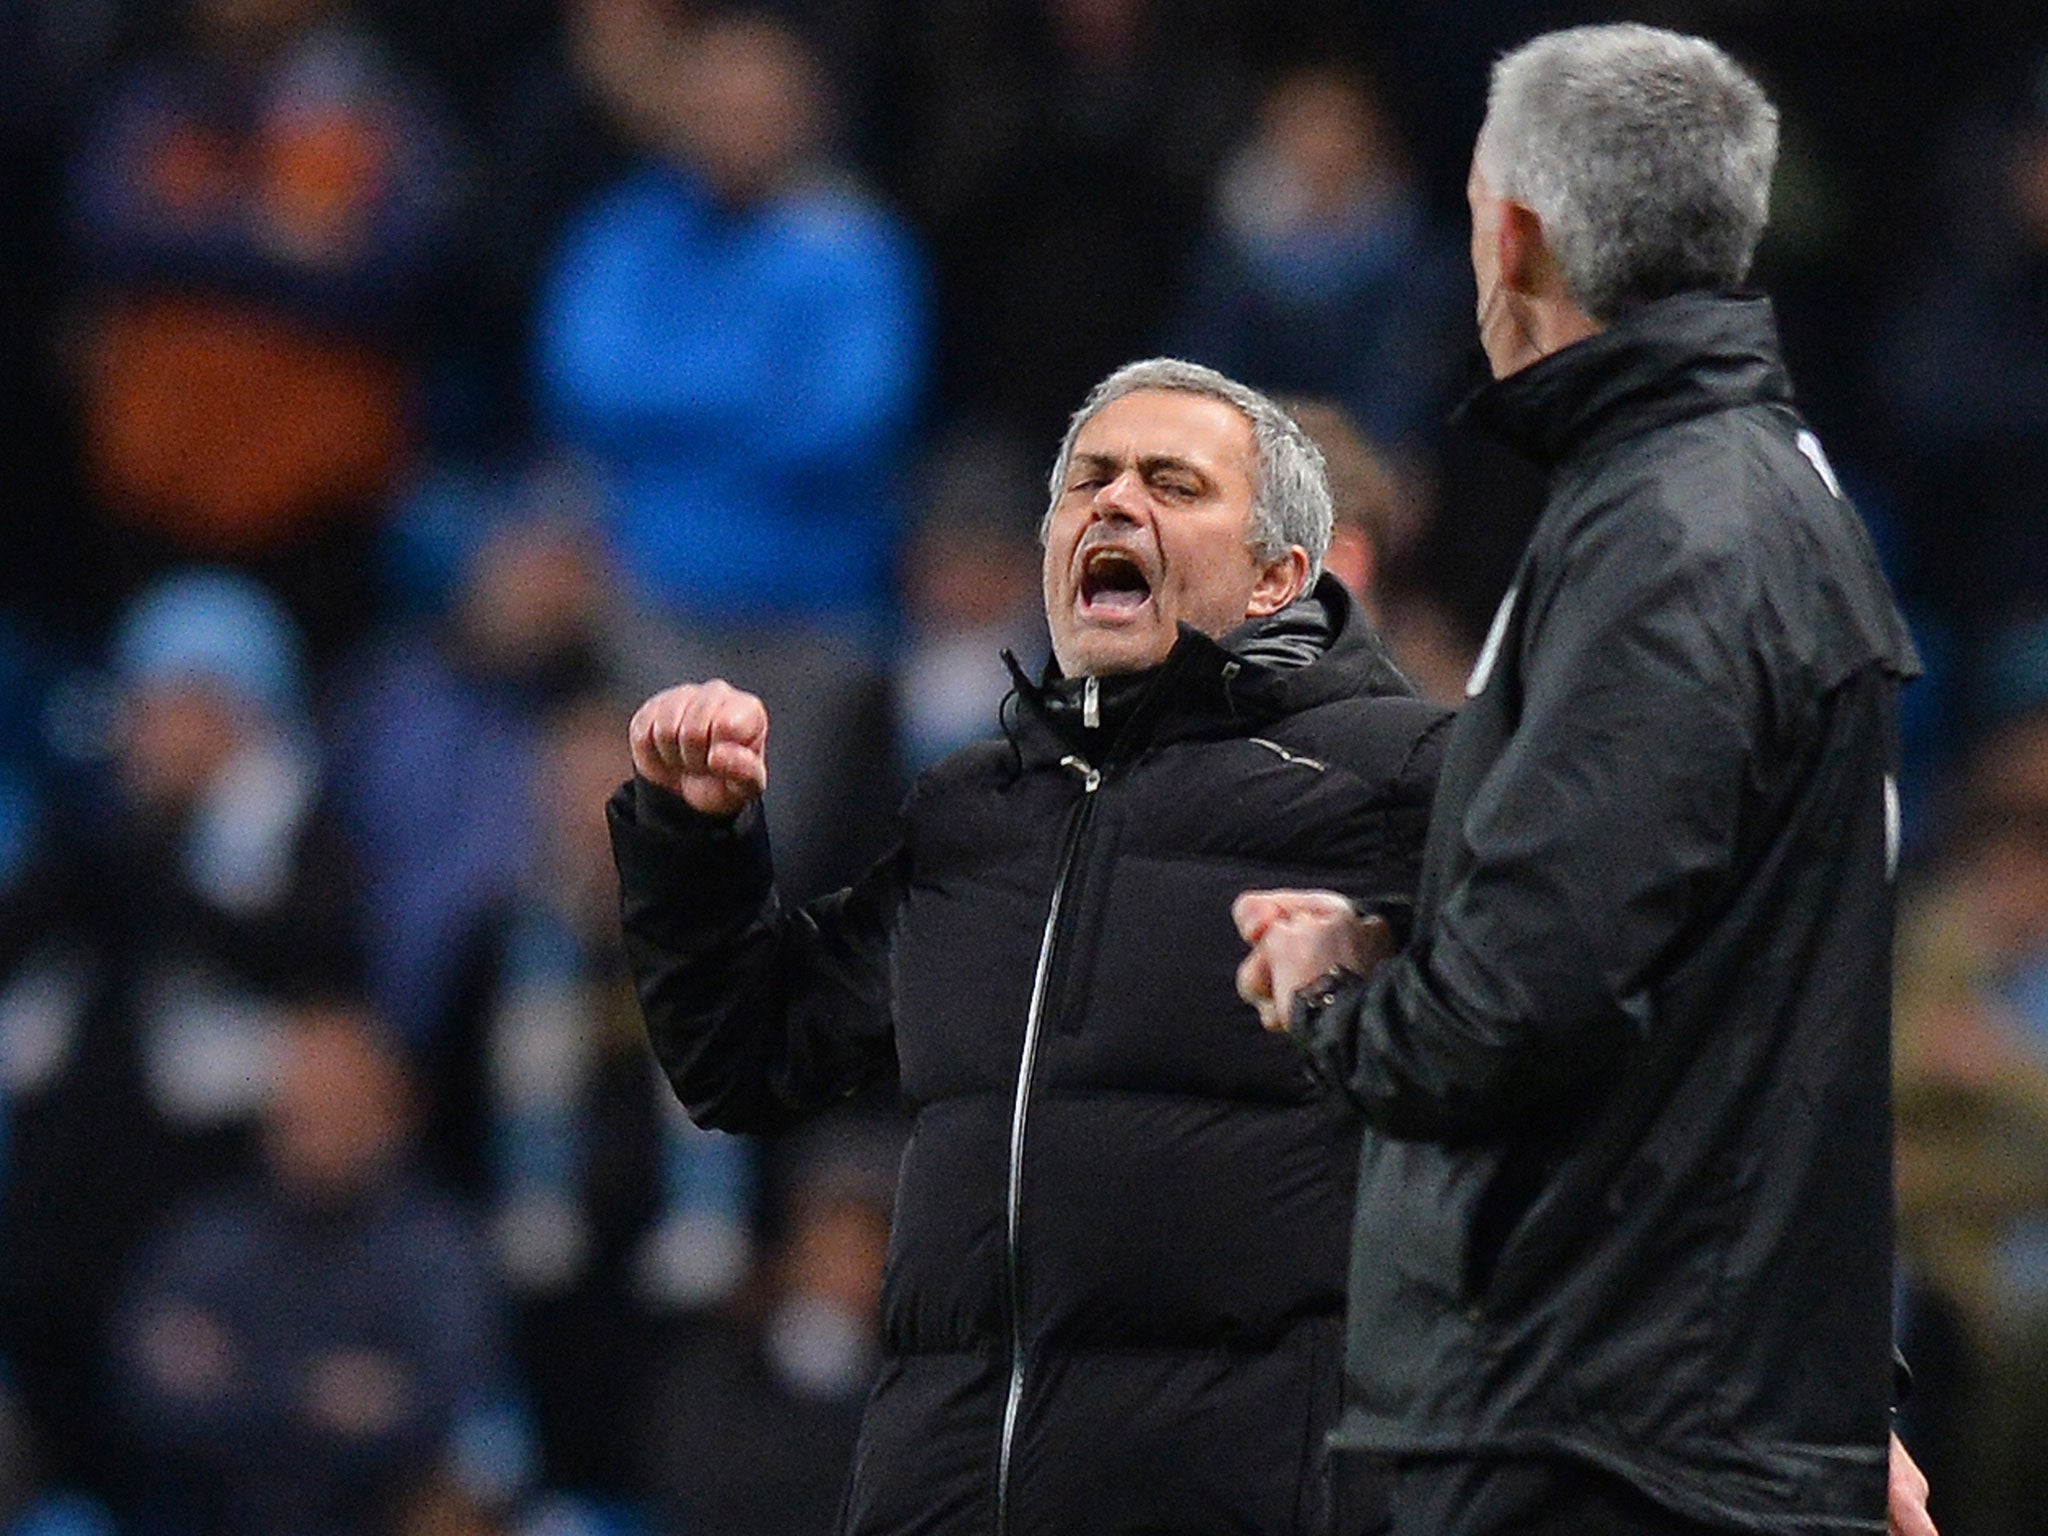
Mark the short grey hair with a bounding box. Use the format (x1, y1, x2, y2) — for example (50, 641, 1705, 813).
(1043, 358, 1332, 580)
(1475, 23, 1779, 322)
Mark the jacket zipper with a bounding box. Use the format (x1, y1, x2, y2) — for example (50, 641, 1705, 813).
(996, 751, 1102, 1536)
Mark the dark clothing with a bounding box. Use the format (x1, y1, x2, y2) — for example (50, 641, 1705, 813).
(1295, 295, 1921, 1533)
(609, 577, 1448, 1535)
(1387, 1456, 1729, 1536)
(634, 1317, 870, 1536)
(0, 792, 362, 1501)
(111, 1177, 512, 1536)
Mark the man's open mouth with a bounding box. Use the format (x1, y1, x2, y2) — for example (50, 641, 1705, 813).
(1079, 548, 1153, 614)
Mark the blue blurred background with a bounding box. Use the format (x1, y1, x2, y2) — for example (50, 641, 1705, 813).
(2, 1, 2047, 1531)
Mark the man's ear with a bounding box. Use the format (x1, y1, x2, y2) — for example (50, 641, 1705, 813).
(1498, 199, 1557, 298)
(1246, 547, 1313, 618)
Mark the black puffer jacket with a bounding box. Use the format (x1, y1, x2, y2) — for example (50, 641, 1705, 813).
(609, 577, 1448, 1536)
(1296, 295, 1920, 1533)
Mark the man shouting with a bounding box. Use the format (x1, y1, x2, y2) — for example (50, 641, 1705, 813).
(610, 358, 1446, 1534)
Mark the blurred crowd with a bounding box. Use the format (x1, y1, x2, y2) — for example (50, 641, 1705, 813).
(1, 0, 2047, 1532)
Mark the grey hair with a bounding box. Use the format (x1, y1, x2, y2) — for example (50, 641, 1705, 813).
(1474, 23, 1779, 322)
(1042, 358, 1332, 580)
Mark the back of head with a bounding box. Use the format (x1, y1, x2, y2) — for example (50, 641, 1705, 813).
(1476, 23, 1779, 322)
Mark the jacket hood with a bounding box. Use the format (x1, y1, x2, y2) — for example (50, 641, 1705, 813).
(1005, 574, 1412, 769)
(1458, 292, 1795, 469)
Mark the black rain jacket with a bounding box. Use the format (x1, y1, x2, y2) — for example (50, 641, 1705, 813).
(1295, 294, 1921, 1534)
(609, 577, 1448, 1536)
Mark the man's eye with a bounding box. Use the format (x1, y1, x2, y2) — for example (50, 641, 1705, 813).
(1155, 480, 1199, 500)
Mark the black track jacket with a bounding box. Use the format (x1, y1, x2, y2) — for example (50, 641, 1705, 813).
(609, 577, 1448, 1536)
(1295, 294, 1921, 1533)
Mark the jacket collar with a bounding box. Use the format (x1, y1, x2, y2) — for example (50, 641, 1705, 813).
(1002, 574, 1411, 771)
(1457, 291, 1796, 469)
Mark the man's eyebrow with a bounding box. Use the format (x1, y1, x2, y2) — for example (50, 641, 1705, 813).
(1065, 451, 1214, 483)
(1136, 454, 1211, 483)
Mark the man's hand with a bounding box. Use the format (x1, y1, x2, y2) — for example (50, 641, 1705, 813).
(1233, 889, 1394, 1033)
(1890, 1431, 1938, 1536)
(629, 680, 770, 818)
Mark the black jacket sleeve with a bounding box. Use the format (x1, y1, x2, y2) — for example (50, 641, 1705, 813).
(607, 776, 903, 1136)
(1299, 501, 1762, 1138)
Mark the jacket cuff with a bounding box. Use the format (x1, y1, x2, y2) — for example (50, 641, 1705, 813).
(631, 774, 759, 839)
(1351, 895, 1416, 950)
(608, 777, 773, 928)
(1285, 967, 1370, 1053)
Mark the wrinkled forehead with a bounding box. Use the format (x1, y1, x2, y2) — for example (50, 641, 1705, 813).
(1068, 389, 1257, 472)
(1042, 389, 1259, 542)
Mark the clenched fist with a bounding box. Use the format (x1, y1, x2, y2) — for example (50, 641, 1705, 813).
(629, 680, 770, 818)
(1233, 889, 1394, 1032)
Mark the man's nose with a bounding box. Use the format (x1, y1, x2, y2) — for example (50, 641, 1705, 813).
(1091, 468, 1147, 521)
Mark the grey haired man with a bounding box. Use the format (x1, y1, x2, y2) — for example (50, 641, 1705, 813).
(1239, 25, 1935, 1536)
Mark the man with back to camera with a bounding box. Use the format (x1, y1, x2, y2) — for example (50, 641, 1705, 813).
(1234, 24, 1937, 1536)
(608, 358, 1449, 1534)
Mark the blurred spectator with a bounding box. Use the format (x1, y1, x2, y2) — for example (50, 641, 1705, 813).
(111, 997, 530, 1536)
(889, 425, 1047, 775)
(1280, 396, 1432, 607)
(1894, 678, 2048, 1532)
(632, 1116, 899, 1536)
(532, 5, 920, 896)
(1896, 685, 2048, 1315)
(326, 474, 667, 1054)
(1281, 396, 1474, 704)
(423, 0, 653, 455)
(0, 568, 361, 1502)
(66, 0, 457, 655)
(441, 684, 757, 1496)
(1171, 61, 1467, 464)
(1871, 52, 2048, 639)
(895, 0, 1250, 445)
(533, 5, 926, 639)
